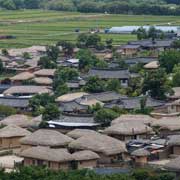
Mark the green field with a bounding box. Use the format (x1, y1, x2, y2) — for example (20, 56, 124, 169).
(0, 10, 180, 48)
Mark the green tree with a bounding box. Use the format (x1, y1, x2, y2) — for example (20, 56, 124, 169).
(57, 40, 75, 57)
(106, 39, 113, 49)
(29, 93, 55, 116)
(1, 49, 9, 56)
(46, 45, 59, 61)
(106, 79, 121, 92)
(159, 50, 180, 73)
(53, 67, 79, 90)
(84, 76, 106, 93)
(42, 103, 61, 121)
(55, 83, 69, 97)
(0, 60, 4, 74)
(142, 68, 171, 99)
(23, 52, 31, 59)
(95, 108, 119, 125)
(38, 56, 57, 69)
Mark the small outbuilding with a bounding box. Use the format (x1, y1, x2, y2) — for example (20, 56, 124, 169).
(72, 150, 99, 169)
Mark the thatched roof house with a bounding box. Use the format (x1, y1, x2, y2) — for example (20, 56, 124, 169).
(69, 134, 127, 156)
(0, 114, 41, 128)
(104, 121, 153, 136)
(56, 92, 88, 103)
(168, 135, 180, 146)
(20, 146, 73, 163)
(152, 117, 180, 131)
(33, 77, 53, 85)
(111, 114, 155, 125)
(0, 125, 31, 138)
(131, 149, 150, 157)
(169, 87, 180, 100)
(11, 72, 34, 81)
(34, 69, 56, 77)
(67, 129, 100, 139)
(20, 129, 73, 147)
(72, 150, 100, 161)
(164, 156, 180, 172)
(144, 61, 159, 69)
(3, 86, 52, 96)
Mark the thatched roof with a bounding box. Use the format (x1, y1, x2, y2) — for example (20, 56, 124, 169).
(0, 125, 31, 138)
(20, 129, 73, 147)
(111, 114, 155, 125)
(20, 146, 73, 162)
(0, 114, 41, 128)
(168, 135, 180, 146)
(4, 86, 52, 95)
(131, 148, 150, 157)
(144, 61, 159, 69)
(69, 134, 127, 155)
(34, 69, 56, 77)
(78, 98, 104, 107)
(72, 150, 99, 161)
(104, 121, 153, 136)
(33, 77, 53, 85)
(164, 156, 180, 172)
(11, 72, 34, 81)
(152, 117, 180, 131)
(56, 92, 88, 102)
(67, 129, 100, 139)
(169, 87, 180, 99)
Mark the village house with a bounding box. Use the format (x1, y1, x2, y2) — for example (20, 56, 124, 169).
(167, 99, 180, 114)
(169, 87, 180, 100)
(20, 146, 73, 171)
(164, 156, 180, 180)
(72, 150, 99, 169)
(48, 114, 99, 133)
(33, 69, 56, 78)
(67, 129, 100, 139)
(131, 148, 150, 165)
(152, 117, 180, 137)
(118, 44, 140, 56)
(3, 85, 52, 97)
(0, 125, 31, 149)
(33, 77, 53, 86)
(0, 114, 42, 128)
(20, 129, 73, 150)
(86, 68, 130, 87)
(0, 96, 29, 110)
(167, 135, 180, 157)
(10, 72, 35, 85)
(111, 114, 156, 126)
(68, 133, 127, 164)
(103, 121, 154, 141)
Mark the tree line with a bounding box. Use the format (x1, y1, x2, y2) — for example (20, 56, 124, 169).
(1, 0, 180, 16)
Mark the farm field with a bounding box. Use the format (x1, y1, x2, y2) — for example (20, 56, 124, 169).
(0, 10, 180, 48)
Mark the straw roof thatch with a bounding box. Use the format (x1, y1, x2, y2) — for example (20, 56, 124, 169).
(33, 77, 53, 85)
(0, 114, 41, 128)
(167, 135, 180, 146)
(164, 156, 180, 172)
(111, 114, 155, 125)
(104, 121, 153, 136)
(78, 98, 104, 107)
(169, 87, 180, 99)
(152, 117, 180, 131)
(4, 86, 52, 95)
(69, 134, 127, 155)
(34, 69, 56, 76)
(67, 129, 100, 139)
(20, 129, 73, 147)
(56, 92, 88, 103)
(20, 146, 73, 162)
(72, 150, 100, 161)
(144, 61, 159, 69)
(11, 72, 34, 81)
(131, 148, 150, 157)
(0, 125, 31, 138)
